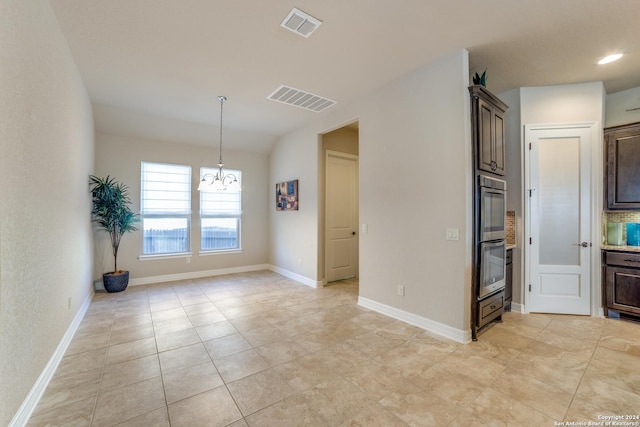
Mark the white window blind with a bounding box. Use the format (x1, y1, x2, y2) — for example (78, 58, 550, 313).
(200, 168, 241, 215)
(141, 162, 191, 215)
(141, 162, 191, 255)
(200, 167, 241, 251)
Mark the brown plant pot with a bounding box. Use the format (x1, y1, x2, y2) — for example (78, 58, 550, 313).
(103, 270, 129, 293)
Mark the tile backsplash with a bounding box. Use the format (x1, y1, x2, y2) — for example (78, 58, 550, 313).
(506, 211, 516, 245)
(602, 211, 640, 244)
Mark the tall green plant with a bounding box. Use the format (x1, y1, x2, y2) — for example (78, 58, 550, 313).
(89, 175, 139, 273)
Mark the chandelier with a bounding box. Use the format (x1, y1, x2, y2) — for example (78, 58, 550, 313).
(198, 96, 240, 191)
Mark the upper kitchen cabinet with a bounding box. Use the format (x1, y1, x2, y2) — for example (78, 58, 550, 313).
(469, 85, 508, 176)
(605, 122, 640, 210)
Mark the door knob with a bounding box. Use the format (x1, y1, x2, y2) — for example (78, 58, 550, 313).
(352, 231, 356, 236)
(576, 242, 591, 247)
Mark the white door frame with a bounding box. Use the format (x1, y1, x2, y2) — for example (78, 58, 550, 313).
(523, 122, 602, 316)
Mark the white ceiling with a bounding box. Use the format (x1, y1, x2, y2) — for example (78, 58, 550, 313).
(48, 0, 640, 153)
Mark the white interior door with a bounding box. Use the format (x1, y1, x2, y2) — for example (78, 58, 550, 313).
(326, 151, 358, 282)
(527, 126, 592, 314)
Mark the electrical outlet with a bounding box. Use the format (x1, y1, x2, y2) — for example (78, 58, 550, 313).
(298, 258, 302, 266)
(397, 285, 405, 296)
(446, 228, 459, 241)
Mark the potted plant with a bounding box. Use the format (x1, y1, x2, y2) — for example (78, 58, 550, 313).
(89, 175, 139, 292)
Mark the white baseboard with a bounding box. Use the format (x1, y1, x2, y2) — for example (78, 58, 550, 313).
(267, 265, 321, 288)
(511, 302, 525, 313)
(10, 293, 92, 427)
(357, 296, 471, 344)
(97, 264, 321, 290)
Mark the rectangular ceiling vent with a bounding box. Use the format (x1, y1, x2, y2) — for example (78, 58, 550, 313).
(268, 85, 336, 112)
(280, 8, 322, 38)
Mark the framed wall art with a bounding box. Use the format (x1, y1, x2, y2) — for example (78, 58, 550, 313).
(276, 179, 298, 211)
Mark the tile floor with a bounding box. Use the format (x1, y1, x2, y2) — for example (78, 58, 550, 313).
(27, 270, 640, 426)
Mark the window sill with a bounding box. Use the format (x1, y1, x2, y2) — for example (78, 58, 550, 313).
(198, 249, 243, 257)
(138, 252, 193, 261)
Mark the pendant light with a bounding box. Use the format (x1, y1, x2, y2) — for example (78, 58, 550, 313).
(198, 96, 240, 191)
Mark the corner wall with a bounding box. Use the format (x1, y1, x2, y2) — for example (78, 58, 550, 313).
(270, 49, 473, 339)
(0, 1, 95, 425)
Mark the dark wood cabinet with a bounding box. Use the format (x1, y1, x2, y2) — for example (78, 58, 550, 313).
(603, 250, 640, 318)
(605, 122, 640, 210)
(470, 85, 507, 176)
(505, 248, 513, 311)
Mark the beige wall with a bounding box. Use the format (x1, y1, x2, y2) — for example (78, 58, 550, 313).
(94, 133, 270, 282)
(270, 50, 473, 338)
(0, 1, 95, 425)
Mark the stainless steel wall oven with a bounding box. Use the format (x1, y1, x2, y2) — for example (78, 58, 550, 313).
(478, 175, 506, 242)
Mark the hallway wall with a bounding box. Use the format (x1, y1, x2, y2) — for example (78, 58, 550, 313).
(0, 1, 95, 425)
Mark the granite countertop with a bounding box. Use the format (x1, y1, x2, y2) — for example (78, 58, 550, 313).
(506, 244, 516, 250)
(601, 244, 640, 252)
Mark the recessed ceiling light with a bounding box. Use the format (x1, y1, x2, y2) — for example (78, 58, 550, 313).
(598, 54, 623, 65)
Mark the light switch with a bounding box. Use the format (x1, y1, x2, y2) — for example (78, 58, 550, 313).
(361, 223, 368, 234)
(446, 228, 459, 241)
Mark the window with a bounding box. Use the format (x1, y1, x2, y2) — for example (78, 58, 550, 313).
(200, 167, 241, 251)
(141, 162, 191, 255)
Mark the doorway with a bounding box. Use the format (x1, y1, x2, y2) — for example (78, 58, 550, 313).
(524, 123, 598, 315)
(321, 123, 359, 284)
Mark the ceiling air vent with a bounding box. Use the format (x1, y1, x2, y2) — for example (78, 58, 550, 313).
(268, 85, 336, 112)
(280, 8, 322, 38)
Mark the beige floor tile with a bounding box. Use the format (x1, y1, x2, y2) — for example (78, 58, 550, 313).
(152, 316, 193, 335)
(55, 347, 108, 378)
(378, 388, 461, 426)
(27, 395, 95, 427)
(227, 369, 296, 416)
(65, 330, 111, 355)
(167, 386, 243, 427)
(214, 348, 270, 383)
(155, 327, 201, 352)
(109, 323, 155, 346)
(26, 273, 640, 427)
(416, 364, 484, 407)
(244, 387, 338, 427)
(99, 354, 160, 392)
(339, 403, 408, 427)
(188, 309, 227, 327)
(183, 301, 218, 316)
(239, 324, 289, 347)
(493, 367, 573, 420)
(592, 345, 640, 373)
(106, 336, 157, 365)
(570, 370, 640, 416)
(158, 342, 211, 374)
(203, 332, 252, 360)
(162, 361, 224, 404)
(508, 340, 592, 394)
(271, 354, 336, 392)
(111, 312, 152, 331)
(195, 320, 238, 341)
(92, 376, 166, 426)
(114, 407, 169, 426)
(151, 306, 187, 323)
(583, 358, 640, 395)
(254, 338, 308, 366)
(449, 387, 556, 426)
(31, 367, 102, 416)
